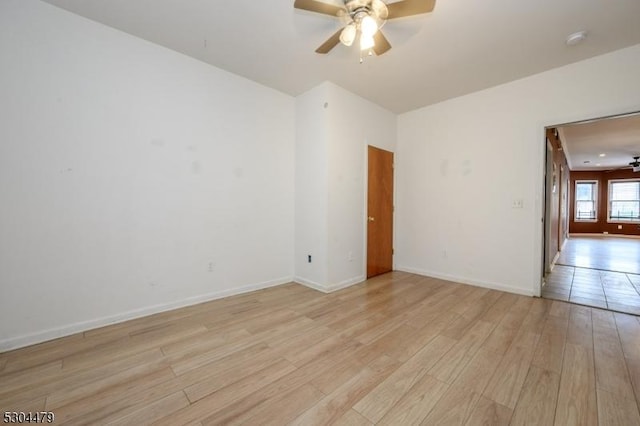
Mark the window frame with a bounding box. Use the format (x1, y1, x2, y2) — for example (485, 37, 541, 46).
(574, 180, 598, 222)
(607, 178, 640, 224)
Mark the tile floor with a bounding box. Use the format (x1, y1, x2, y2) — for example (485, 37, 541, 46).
(542, 264, 640, 315)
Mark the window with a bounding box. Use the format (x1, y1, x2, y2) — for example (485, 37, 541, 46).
(575, 180, 597, 221)
(608, 179, 640, 222)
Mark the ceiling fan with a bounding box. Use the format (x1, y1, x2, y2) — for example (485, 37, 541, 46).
(294, 0, 436, 57)
(605, 156, 640, 173)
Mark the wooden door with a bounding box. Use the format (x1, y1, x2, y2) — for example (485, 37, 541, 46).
(367, 146, 394, 278)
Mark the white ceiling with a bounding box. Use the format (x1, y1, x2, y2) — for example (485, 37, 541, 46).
(41, 0, 640, 113)
(559, 113, 640, 171)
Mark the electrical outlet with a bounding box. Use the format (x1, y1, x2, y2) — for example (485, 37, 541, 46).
(511, 199, 524, 209)
(618, 225, 623, 230)
(348, 251, 353, 262)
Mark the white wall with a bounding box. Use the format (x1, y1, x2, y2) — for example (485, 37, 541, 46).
(326, 83, 396, 288)
(294, 84, 329, 288)
(396, 44, 640, 296)
(294, 82, 396, 291)
(0, 0, 295, 350)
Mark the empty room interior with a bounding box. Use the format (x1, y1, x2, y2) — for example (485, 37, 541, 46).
(1, 0, 640, 424)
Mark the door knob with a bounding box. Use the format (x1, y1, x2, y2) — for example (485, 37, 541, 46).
(368, 216, 375, 222)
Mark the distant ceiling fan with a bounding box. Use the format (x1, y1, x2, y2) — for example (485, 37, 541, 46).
(294, 0, 436, 57)
(605, 156, 640, 173)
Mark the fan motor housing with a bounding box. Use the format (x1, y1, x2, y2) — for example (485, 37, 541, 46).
(345, 0, 388, 21)
(345, 0, 372, 9)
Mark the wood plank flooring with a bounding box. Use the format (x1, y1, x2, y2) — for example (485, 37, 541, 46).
(1, 272, 640, 425)
(557, 236, 640, 275)
(542, 265, 640, 315)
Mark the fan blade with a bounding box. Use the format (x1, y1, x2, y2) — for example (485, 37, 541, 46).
(373, 31, 392, 55)
(294, 0, 343, 16)
(315, 28, 343, 54)
(605, 166, 633, 173)
(387, 0, 436, 19)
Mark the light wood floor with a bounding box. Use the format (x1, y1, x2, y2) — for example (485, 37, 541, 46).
(557, 236, 640, 275)
(542, 265, 640, 315)
(2, 272, 640, 425)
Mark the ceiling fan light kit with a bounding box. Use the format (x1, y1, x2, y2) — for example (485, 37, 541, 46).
(360, 15, 379, 37)
(340, 23, 357, 46)
(360, 34, 375, 50)
(294, 0, 436, 62)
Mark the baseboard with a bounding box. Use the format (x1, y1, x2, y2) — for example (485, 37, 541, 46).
(395, 266, 535, 297)
(326, 275, 366, 292)
(560, 237, 568, 251)
(0, 276, 293, 353)
(549, 251, 561, 271)
(569, 233, 640, 239)
(294, 276, 329, 293)
(294, 275, 365, 293)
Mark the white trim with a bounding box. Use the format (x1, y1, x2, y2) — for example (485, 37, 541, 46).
(294, 276, 329, 293)
(294, 275, 365, 293)
(395, 266, 536, 297)
(560, 237, 568, 251)
(569, 233, 640, 239)
(549, 251, 561, 271)
(0, 276, 293, 352)
(326, 275, 366, 292)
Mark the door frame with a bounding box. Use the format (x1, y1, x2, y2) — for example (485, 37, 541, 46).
(542, 137, 553, 277)
(537, 109, 640, 296)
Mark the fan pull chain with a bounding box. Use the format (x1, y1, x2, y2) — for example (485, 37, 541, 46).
(359, 48, 374, 64)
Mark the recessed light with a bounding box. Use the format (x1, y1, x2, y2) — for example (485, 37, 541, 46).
(599, 153, 606, 157)
(596, 163, 601, 166)
(566, 31, 587, 46)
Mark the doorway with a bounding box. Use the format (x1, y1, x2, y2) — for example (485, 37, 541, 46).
(366, 146, 394, 278)
(540, 111, 640, 315)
